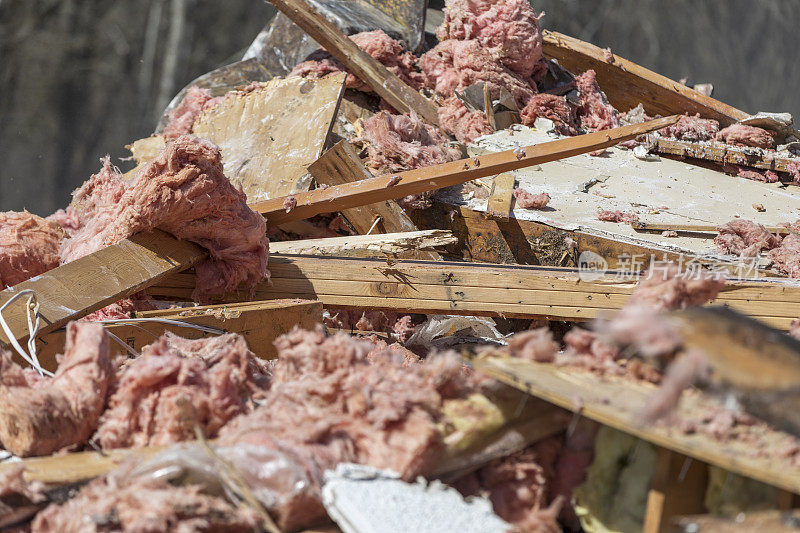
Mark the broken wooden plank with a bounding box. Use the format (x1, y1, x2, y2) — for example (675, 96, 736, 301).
(472, 353, 800, 494)
(0, 231, 206, 347)
(542, 30, 749, 127)
(151, 255, 800, 329)
(655, 136, 800, 177)
(486, 173, 516, 219)
(268, 0, 440, 125)
(633, 220, 791, 236)
(269, 230, 456, 256)
(254, 116, 681, 225)
(192, 74, 347, 202)
(33, 299, 322, 370)
(643, 448, 709, 533)
(308, 139, 441, 260)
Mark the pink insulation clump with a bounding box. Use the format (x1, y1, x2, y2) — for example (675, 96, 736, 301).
(0, 210, 64, 289)
(513, 189, 550, 209)
(714, 219, 781, 257)
(790, 319, 800, 341)
(716, 124, 776, 149)
(596, 209, 637, 223)
(508, 327, 558, 362)
(640, 350, 709, 424)
(217, 326, 470, 531)
(787, 161, 800, 184)
(59, 136, 269, 302)
(520, 93, 580, 136)
(574, 70, 620, 132)
(95, 332, 268, 449)
(392, 315, 416, 344)
(730, 166, 780, 183)
(658, 113, 719, 142)
(0, 322, 113, 457)
(162, 86, 222, 141)
(627, 263, 725, 311)
(419, 39, 536, 110)
(435, 0, 545, 80)
(769, 221, 800, 278)
(31, 466, 262, 533)
(45, 207, 81, 235)
(438, 96, 494, 144)
(291, 30, 423, 93)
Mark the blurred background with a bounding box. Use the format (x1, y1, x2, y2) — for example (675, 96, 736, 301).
(1, 0, 797, 215)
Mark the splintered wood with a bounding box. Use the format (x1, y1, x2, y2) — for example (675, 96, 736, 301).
(472, 354, 800, 494)
(268, 230, 456, 256)
(192, 74, 346, 202)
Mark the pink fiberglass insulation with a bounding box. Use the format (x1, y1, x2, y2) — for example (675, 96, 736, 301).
(658, 114, 719, 142)
(769, 221, 800, 278)
(45, 207, 81, 236)
(290, 30, 423, 93)
(392, 315, 416, 344)
(791, 319, 800, 341)
(59, 136, 269, 302)
(438, 96, 494, 144)
(0, 322, 113, 457)
(788, 161, 800, 184)
(520, 93, 580, 136)
(31, 468, 262, 533)
(95, 332, 269, 449)
(513, 189, 550, 209)
(418, 39, 536, 109)
(365, 335, 420, 366)
(435, 0, 544, 80)
(0, 211, 64, 289)
(162, 86, 222, 141)
(596, 210, 637, 223)
(639, 350, 709, 424)
(627, 263, 725, 312)
(217, 326, 471, 530)
(716, 124, 776, 149)
(714, 219, 781, 257)
(0, 465, 47, 528)
(322, 309, 399, 332)
(574, 70, 620, 132)
(81, 293, 154, 322)
(730, 165, 780, 183)
(508, 327, 558, 363)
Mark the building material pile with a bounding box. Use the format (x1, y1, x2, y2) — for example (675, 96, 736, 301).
(2, 0, 800, 531)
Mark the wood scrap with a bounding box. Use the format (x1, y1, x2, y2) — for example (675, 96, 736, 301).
(542, 30, 749, 127)
(632, 220, 791, 236)
(486, 173, 516, 219)
(269, 230, 456, 256)
(268, 0, 440, 125)
(643, 448, 709, 533)
(254, 116, 682, 225)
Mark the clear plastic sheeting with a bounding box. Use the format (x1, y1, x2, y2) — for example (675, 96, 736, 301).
(406, 314, 505, 349)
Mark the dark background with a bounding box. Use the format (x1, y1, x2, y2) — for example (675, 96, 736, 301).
(1, 0, 797, 215)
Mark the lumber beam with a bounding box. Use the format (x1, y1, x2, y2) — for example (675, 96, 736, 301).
(32, 299, 322, 370)
(542, 30, 749, 127)
(308, 139, 440, 260)
(643, 449, 709, 533)
(655, 137, 800, 177)
(268, 0, 440, 125)
(150, 255, 800, 329)
(0, 231, 206, 347)
(472, 353, 800, 495)
(254, 116, 681, 225)
(269, 230, 456, 256)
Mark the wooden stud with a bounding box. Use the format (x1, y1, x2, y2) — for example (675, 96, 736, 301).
(644, 448, 708, 533)
(656, 137, 800, 177)
(486, 173, 516, 219)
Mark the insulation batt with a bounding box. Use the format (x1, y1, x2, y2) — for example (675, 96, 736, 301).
(714, 219, 781, 257)
(626, 263, 725, 311)
(31, 467, 262, 533)
(716, 124, 776, 149)
(45, 207, 81, 236)
(362, 111, 461, 208)
(730, 166, 780, 183)
(291, 30, 423, 93)
(788, 161, 800, 184)
(769, 221, 800, 278)
(658, 114, 719, 142)
(508, 327, 557, 362)
(435, 0, 545, 80)
(520, 94, 580, 136)
(60, 136, 269, 302)
(0, 211, 64, 289)
(217, 326, 470, 531)
(513, 189, 550, 210)
(419, 39, 536, 109)
(438, 96, 494, 144)
(95, 332, 268, 449)
(0, 322, 113, 457)
(596, 210, 637, 223)
(574, 70, 620, 132)
(162, 86, 222, 141)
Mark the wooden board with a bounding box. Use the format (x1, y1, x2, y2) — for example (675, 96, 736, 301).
(151, 255, 800, 329)
(542, 30, 749, 127)
(254, 116, 681, 225)
(643, 448, 709, 533)
(308, 139, 440, 260)
(268, 0, 440, 125)
(486, 173, 516, 219)
(192, 74, 346, 202)
(33, 299, 322, 370)
(269, 230, 456, 256)
(655, 137, 800, 178)
(472, 354, 800, 495)
(0, 231, 206, 347)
